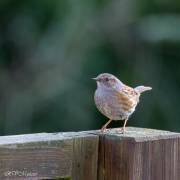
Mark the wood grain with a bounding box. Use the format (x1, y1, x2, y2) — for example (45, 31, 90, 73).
(0, 132, 99, 180)
(0, 127, 179, 180)
(97, 127, 180, 180)
(72, 135, 99, 180)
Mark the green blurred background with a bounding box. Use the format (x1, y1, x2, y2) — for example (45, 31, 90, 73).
(0, 0, 180, 135)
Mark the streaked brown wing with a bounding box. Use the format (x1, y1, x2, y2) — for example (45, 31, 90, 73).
(116, 85, 139, 112)
(122, 85, 138, 98)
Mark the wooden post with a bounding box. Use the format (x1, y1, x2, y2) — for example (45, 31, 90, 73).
(0, 127, 179, 180)
(97, 127, 180, 180)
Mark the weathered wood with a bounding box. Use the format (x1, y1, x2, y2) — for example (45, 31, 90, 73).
(97, 127, 180, 180)
(0, 132, 99, 180)
(72, 135, 98, 180)
(0, 127, 180, 180)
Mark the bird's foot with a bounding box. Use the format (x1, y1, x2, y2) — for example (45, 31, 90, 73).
(116, 127, 126, 134)
(101, 128, 111, 133)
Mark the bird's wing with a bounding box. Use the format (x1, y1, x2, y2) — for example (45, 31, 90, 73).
(122, 85, 138, 98)
(115, 85, 139, 110)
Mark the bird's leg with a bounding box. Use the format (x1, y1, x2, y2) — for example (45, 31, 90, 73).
(116, 118, 128, 134)
(122, 118, 128, 133)
(101, 119, 112, 133)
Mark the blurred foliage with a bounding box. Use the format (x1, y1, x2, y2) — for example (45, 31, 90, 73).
(0, 0, 180, 135)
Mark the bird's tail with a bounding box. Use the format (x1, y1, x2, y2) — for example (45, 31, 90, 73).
(134, 86, 152, 94)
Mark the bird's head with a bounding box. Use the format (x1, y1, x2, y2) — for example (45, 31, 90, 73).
(93, 73, 123, 90)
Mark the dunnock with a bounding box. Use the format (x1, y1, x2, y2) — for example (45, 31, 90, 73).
(93, 73, 152, 133)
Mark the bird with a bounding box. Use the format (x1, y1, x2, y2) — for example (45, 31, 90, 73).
(93, 73, 152, 133)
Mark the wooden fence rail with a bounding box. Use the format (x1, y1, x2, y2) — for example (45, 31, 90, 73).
(0, 127, 179, 180)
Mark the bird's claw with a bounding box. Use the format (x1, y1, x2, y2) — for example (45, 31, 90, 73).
(116, 128, 125, 134)
(101, 128, 110, 133)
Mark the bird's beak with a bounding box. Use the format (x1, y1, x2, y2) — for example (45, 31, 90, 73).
(92, 77, 98, 81)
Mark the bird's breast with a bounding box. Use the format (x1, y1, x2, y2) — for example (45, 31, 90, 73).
(94, 88, 138, 120)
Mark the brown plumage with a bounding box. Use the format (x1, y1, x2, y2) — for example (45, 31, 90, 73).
(93, 73, 152, 133)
